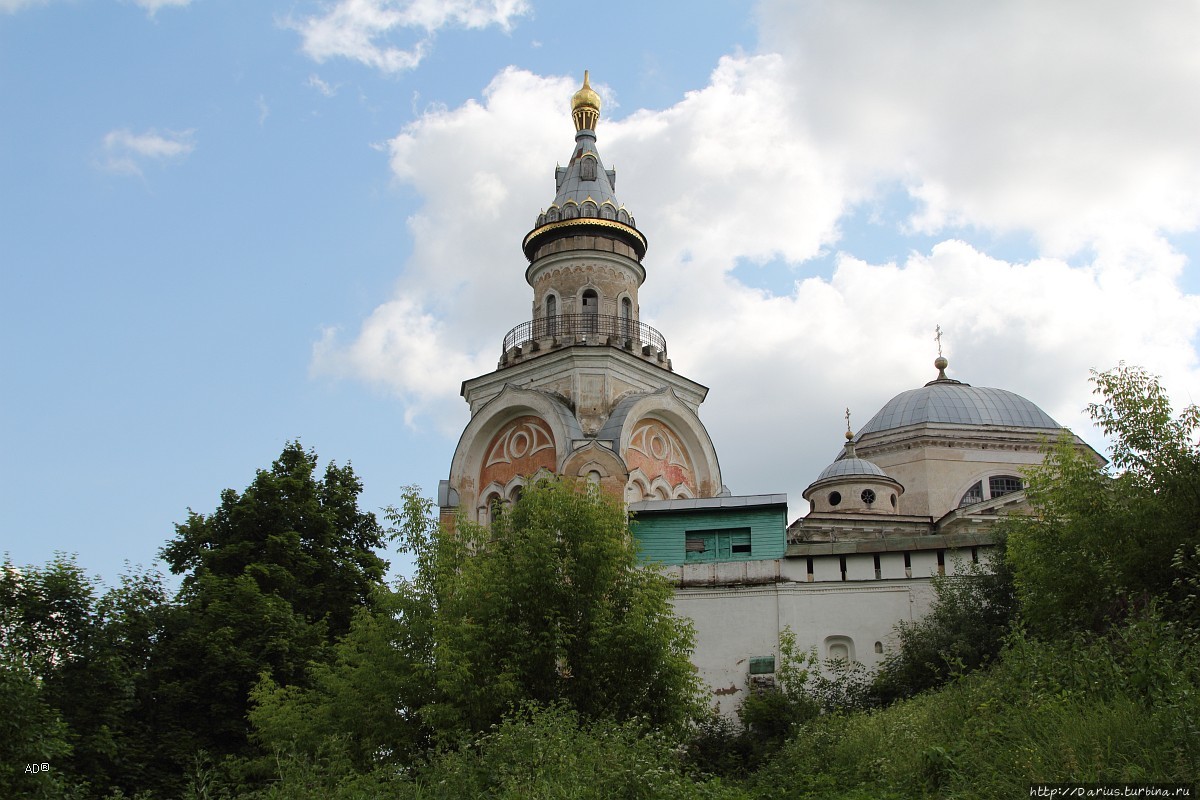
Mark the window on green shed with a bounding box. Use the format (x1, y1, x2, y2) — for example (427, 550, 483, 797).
(684, 528, 753, 562)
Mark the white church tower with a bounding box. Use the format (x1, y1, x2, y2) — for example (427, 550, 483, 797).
(440, 73, 724, 525)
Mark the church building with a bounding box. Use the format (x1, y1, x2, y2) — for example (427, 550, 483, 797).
(439, 74, 1103, 714)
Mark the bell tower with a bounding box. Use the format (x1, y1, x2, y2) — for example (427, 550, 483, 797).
(440, 73, 725, 524)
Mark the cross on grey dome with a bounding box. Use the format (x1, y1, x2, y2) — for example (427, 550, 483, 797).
(856, 358, 1060, 437)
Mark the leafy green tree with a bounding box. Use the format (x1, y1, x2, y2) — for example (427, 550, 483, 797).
(250, 488, 439, 769)
(871, 549, 1017, 703)
(1007, 364, 1200, 636)
(162, 441, 387, 639)
(148, 442, 389, 787)
(253, 479, 704, 768)
(0, 666, 73, 800)
(426, 478, 703, 737)
(0, 556, 173, 799)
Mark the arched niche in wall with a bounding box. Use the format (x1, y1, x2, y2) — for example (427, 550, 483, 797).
(824, 635, 855, 663)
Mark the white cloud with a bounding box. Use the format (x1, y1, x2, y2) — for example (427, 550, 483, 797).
(755, 0, 1200, 257)
(100, 128, 195, 176)
(307, 74, 339, 97)
(290, 0, 531, 73)
(133, 0, 191, 15)
(316, 4, 1200, 505)
(3, 0, 190, 14)
(0, 0, 49, 12)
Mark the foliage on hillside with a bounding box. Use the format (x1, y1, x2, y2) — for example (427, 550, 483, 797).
(747, 615, 1200, 799)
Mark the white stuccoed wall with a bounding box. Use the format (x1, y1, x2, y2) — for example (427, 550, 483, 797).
(673, 560, 944, 716)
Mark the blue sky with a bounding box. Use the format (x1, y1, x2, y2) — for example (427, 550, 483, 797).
(3, 0, 1199, 586)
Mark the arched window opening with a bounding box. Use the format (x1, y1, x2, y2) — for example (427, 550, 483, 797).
(545, 294, 557, 337)
(959, 475, 1023, 508)
(582, 289, 598, 333)
(989, 475, 1023, 498)
(484, 492, 503, 525)
(958, 481, 984, 507)
(620, 296, 633, 342)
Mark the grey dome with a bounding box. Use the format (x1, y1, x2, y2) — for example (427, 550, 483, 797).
(857, 382, 1060, 437)
(804, 438, 902, 498)
(816, 457, 889, 482)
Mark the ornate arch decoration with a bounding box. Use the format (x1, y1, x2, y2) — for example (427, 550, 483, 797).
(673, 483, 695, 500)
(561, 440, 628, 497)
(447, 385, 583, 520)
(478, 416, 556, 498)
(648, 474, 674, 500)
(624, 469, 652, 503)
(614, 389, 723, 499)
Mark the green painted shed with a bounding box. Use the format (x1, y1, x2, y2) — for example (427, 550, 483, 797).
(628, 494, 788, 566)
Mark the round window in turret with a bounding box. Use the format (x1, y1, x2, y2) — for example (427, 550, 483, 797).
(890, 493, 897, 508)
(861, 489, 876, 505)
(829, 491, 842, 507)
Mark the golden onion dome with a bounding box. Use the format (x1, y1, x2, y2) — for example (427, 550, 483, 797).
(571, 70, 601, 131)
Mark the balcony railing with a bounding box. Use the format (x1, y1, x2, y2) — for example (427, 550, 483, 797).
(501, 313, 667, 356)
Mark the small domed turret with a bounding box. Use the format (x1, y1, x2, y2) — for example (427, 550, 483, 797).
(804, 427, 904, 515)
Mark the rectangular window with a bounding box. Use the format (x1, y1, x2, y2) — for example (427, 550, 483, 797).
(748, 655, 775, 675)
(873, 553, 882, 580)
(684, 528, 753, 562)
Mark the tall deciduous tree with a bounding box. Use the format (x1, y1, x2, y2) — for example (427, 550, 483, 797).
(1007, 364, 1200, 636)
(0, 556, 171, 799)
(153, 442, 388, 776)
(433, 479, 703, 735)
(252, 479, 703, 766)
